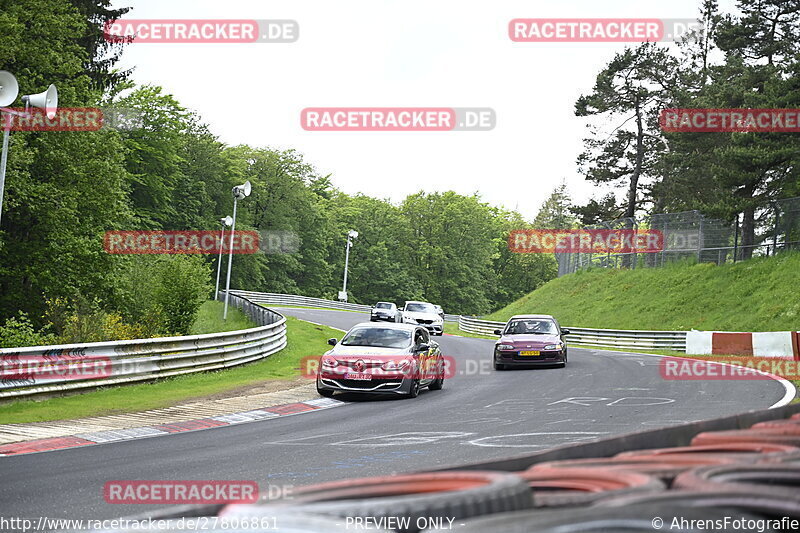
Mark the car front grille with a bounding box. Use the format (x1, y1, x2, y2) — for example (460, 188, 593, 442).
(512, 351, 561, 361)
(329, 378, 403, 390)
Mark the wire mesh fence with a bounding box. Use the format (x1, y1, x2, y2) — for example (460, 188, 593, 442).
(557, 196, 800, 276)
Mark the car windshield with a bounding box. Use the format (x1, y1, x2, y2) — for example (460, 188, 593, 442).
(375, 302, 392, 309)
(341, 327, 412, 348)
(505, 319, 558, 335)
(406, 303, 436, 313)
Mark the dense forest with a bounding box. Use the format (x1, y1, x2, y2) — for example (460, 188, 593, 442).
(0, 0, 556, 347)
(1, 0, 798, 346)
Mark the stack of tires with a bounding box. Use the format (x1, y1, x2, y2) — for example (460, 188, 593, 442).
(92, 413, 800, 532)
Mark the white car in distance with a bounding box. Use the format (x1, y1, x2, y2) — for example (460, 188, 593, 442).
(400, 301, 443, 336)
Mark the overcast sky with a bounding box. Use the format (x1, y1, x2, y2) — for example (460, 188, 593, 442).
(110, 0, 738, 219)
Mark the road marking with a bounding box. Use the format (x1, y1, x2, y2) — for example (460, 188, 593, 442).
(468, 431, 608, 448)
(334, 431, 474, 446)
(606, 350, 797, 408)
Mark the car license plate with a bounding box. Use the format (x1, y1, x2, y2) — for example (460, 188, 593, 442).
(519, 350, 540, 356)
(344, 373, 371, 380)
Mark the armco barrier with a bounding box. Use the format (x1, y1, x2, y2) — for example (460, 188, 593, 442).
(229, 290, 461, 322)
(458, 316, 687, 351)
(0, 293, 286, 400)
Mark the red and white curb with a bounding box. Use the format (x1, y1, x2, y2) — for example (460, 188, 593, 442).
(0, 397, 344, 457)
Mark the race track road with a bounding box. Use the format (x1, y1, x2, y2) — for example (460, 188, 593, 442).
(0, 307, 792, 521)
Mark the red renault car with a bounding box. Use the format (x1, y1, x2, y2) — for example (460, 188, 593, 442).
(316, 322, 445, 398)
(493, 314, 570, 370)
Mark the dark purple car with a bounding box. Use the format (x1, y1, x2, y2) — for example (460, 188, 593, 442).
(492, 314, 570, 370)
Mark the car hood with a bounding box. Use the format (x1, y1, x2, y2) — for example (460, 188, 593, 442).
(403, 311, 441, 321)
(498, 334, 561, 347)
(326, 345, 411, 357)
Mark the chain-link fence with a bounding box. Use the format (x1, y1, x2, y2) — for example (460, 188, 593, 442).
(557, 196, 800, 276)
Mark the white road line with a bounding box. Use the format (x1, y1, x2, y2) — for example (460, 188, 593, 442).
(601, 350, 797, 408)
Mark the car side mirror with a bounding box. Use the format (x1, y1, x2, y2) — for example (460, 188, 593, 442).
(415, 343, 430, 352)
(493, 329, 502, 335)
(561, 329, 571, 336)
(327, 338, 338, 346)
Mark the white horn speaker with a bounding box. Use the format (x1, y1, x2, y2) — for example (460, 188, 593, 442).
(23, 84, 58, 119)
(0, 71, 19, 107)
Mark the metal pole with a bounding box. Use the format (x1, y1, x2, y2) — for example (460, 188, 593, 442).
(0, 121, 10, 225)
(733, 213, 739, 263)
(342, 234, 351, 296)
(214, 222, 226, 301)
(223, 198, 238, 320)
(772, 202, 780, 256)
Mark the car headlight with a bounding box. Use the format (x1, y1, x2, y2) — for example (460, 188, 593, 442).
(544, 344, 563, 351)
(497, 344, 515, 351)
(321, 356, 338, 368)
(381, 359, 411, 371)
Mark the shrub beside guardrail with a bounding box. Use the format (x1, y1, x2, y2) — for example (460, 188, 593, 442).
(0, 292, 286, 400)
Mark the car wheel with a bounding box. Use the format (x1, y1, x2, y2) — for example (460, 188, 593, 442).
(493, 350, 505, 370)
(407, 378, 420, 398)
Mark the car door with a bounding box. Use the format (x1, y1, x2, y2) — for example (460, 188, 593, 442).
(414, 327, 433, 383)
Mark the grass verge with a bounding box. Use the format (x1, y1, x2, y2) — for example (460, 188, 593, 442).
(0, 315, 338, 424)
(190, 300, 256, 334)
(444, 322, 496, 340)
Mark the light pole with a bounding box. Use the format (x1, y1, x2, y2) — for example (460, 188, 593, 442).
(214, 215, 233, 301)
(339, 229, 358, 302)
(223, 181, 251, 319)
(0, 71, 58, 225)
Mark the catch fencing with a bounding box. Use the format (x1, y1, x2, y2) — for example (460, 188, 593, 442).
(0, 292, 286, 400)
(557, 196, 800, 276)
(458, 316, 687, 351)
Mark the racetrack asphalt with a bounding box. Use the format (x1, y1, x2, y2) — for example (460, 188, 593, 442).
(0, 307, 791, 521)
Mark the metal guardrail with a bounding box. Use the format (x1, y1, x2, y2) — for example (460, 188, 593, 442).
(232, 291, 685, 349)
(458, 316, 687, 351)
(0, 293, 286, 399)
(230, 290, 461, 322)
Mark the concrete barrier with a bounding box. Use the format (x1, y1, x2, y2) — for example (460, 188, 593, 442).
(686, 330, 800, 359)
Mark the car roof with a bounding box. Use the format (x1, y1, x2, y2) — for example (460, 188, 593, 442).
(375, 301, 395, 305)
(508, 314, 557, 320)
(350, 322, 418, 331)
(405, 300, 433, 305)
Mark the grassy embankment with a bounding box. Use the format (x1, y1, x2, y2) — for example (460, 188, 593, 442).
(488, 253, 800, 331)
